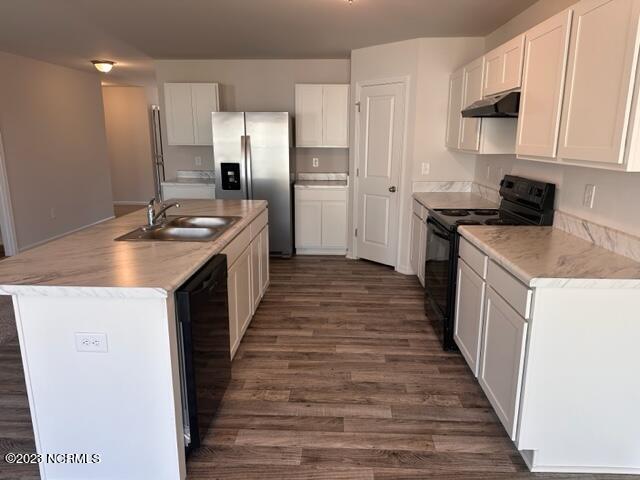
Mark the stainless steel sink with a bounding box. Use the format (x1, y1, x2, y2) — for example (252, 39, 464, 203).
(115, 216, 240, 242)
(165, 215, 240, 229)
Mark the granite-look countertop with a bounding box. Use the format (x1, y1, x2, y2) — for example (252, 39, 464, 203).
(0, 200, 267, 297)
(413, 192, 498, 210)
(294, 180, 348, 188)
(459, 226, 640, 289)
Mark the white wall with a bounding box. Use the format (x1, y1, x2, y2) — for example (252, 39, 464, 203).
(348, 37, 484, 271)
(102, 86, 156, 204)
(477, 0, 640, 238)
(154, 59, 351, 179)
(0, 51, 114, 251)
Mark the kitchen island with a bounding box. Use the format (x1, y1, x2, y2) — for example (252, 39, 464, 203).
(0, 199, 268, 480)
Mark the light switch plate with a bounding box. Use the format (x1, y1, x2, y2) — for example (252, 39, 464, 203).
(312, 157, 319, 168)
(421, 162, 430, 175)
(75, 333, 108, 353)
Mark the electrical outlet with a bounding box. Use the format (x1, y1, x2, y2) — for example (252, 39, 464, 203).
(583, 184, 596, 208)
(50, 207, 56, 219)
(195, 156, 202, 167)
(75, 333, 108, 353)
(421, 162, 430, 175)
(312, 157, 319, 168)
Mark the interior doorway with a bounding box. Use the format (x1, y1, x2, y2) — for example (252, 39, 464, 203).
(0, 131, 18, 257)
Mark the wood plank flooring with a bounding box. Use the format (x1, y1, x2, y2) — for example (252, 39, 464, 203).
(0, 256, 629, 479)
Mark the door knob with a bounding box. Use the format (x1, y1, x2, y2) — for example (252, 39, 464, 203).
(388, 186, 397, 193)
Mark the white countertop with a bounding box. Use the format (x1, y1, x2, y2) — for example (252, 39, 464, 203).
(0, 200, 267, 296)
(413, 192, 498, 210)
(294, 180, 348, 189)
(459, 225, 640, 289)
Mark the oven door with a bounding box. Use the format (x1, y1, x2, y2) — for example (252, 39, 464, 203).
(424, 217, 458, 349)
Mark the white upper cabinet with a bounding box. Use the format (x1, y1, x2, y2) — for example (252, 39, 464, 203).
(516, 10, 572, 159)
(483, 34, 525, 97)
(295, 84, 349, 148)
(460, 57, 485, 151)
(445, 68, 464, 149)
(164, 83, 220, 146)
(558, 0, 640, 168)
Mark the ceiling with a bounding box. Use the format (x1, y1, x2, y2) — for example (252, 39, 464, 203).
(0, 0, 537, 84)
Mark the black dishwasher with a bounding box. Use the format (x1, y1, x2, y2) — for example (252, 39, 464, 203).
(176, 254, 231, 455)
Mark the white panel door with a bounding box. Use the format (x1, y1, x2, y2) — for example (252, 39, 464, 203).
(356, 82, 406, 267)
(260, 226, 269, 295)
(454, 260, 486, 377)
(445, 68, 464, 149)
(558, 0, 640, 165)
(295, 85, 323, 147)
(250, 235, 261, 313)
(460, 57, 485, 151)
(479, 288, 528, 440)
(321, 200, 347, 249)
(516, 9, 572, 158)
(164, 83, 195, 145)
(295, 200, 322, 249)
(191, 83, 219, 145)
(322, 85, 350, 147)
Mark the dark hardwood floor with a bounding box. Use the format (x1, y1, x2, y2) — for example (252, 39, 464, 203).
(0, 256, 628, 479)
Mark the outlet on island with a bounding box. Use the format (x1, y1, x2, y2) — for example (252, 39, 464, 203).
(312, 157, 319, 168)
(195, 156, 203, 167)
(75, 333, 108, 353)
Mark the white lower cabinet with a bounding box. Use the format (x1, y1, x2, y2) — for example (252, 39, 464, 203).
(454, 259, 486, 377)
(409, 200, 427, 285)
(295, 187, 347, 254)
(478, 287, 528, 440)
(223, 210, 269, 359)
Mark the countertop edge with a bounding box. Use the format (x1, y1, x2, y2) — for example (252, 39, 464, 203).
(0, 285, 168, 299)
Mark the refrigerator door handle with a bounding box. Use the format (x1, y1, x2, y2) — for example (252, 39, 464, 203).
(245, 135, 253, 199)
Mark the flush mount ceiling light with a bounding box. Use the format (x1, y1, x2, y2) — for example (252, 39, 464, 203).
(91, 60, 115, 73)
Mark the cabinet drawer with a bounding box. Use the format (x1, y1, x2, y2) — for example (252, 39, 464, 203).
(487, 261, 532, 319)
(295, 188, 347, 202)
(459, 237, 488, 278)
(250, 209, 269, 239)
(221, 227, 251, 268)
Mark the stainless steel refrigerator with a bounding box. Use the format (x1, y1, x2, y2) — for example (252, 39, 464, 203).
(212, 112, 293, 256)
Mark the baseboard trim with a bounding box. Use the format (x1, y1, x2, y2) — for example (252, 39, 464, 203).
(20, 216, 115, 252)
(396, 263, 414, 276)
(296, 249, 347, 256)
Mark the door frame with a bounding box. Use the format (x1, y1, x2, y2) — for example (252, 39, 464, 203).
(351, 76, 411, 269)
(0, 131, 18, 256)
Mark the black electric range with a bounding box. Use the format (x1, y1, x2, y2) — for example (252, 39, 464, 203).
(424, 175, 556, 350)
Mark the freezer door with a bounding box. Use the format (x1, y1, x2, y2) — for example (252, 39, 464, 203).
(245, 112, 293, 256)
(213, 112, 247, 200)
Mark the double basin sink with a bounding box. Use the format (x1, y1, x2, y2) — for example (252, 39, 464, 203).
(116, 216, 240, 242)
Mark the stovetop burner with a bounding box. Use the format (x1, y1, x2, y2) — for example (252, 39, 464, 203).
(439, 209, 470, 217)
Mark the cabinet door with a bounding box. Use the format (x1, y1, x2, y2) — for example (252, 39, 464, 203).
(260, 226, 269, 295)
(295, 200, 322, 249)
(485, 35, 525, 96)
(454, 260, 486, 377)
(409, 213, 421, 275)
(234, 247, 253, 337)
(516, 10, 572, 158)
(479, 288, 528, 440)
(227, 264, 240, 358)
(460, 57, 485, 151)
(295, 85, 323, 147)
(321, 200, 347, 249)
(558, 0, 640, 165)
(251, 235, 261, 313)
(417, 218, 427, 286)
(191, 83, 219, 146)
(445, 68, 464, 149)
(164, 83, 195, 145)
(322, 85, 349, 147)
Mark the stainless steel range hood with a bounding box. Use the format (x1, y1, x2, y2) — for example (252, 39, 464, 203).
(461, 91, 520, 118)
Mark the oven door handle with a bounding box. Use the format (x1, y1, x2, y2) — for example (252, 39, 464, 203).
(427, 218, 451, 241)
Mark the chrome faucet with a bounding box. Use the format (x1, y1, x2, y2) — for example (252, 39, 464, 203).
(146, 198, 180, 227)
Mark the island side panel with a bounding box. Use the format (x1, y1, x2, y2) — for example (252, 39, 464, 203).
(13, 293, 185, 480)
(518, 287, 640, 474)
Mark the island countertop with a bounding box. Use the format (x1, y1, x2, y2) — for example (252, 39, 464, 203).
(0, 199, 267, 296)
(459, 225, 640, 288)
